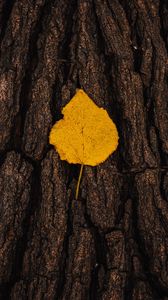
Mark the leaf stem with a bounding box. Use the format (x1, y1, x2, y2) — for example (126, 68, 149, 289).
(75, 164, 84, 200)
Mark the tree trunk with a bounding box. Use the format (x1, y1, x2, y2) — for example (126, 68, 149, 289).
(0, 0, 168, 299)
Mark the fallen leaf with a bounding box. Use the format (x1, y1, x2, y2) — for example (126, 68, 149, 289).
(49, 89, 119, 166)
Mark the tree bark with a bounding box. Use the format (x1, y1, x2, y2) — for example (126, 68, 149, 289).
(0, 0, 168, 299)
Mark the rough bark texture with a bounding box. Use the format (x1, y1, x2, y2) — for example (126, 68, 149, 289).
(0, 0, 168, 299)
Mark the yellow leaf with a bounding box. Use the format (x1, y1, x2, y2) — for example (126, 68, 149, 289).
(49, 89, 119, 166)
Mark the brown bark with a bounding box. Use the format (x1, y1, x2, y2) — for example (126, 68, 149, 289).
(0, 0, 168, 299)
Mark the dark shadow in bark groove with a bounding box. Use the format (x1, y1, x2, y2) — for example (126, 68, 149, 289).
(89, 263, 100, 300)
(118, 0, 143, 74)
(132, 175, 168, 299)
(152, 109, 168, 167)
(142, 86, 159, 164)
(0, 0, 15, 43)
(50, 77, 63, 124)
(124, 273, 134, 300)
(159, 0, 168, 52)
(56, 0, 77, 84)
(132, 46, 142, 73)
(114, 177, 129, 227)
(159, 170, 168, 203)
(66, 164, 78, 188)
(55, 192, 74, 300)
(0, 283, 11, 300)
(49, 0, 78, 128)
(84, 206, 108, 299)
(0, 150, 7, 168)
